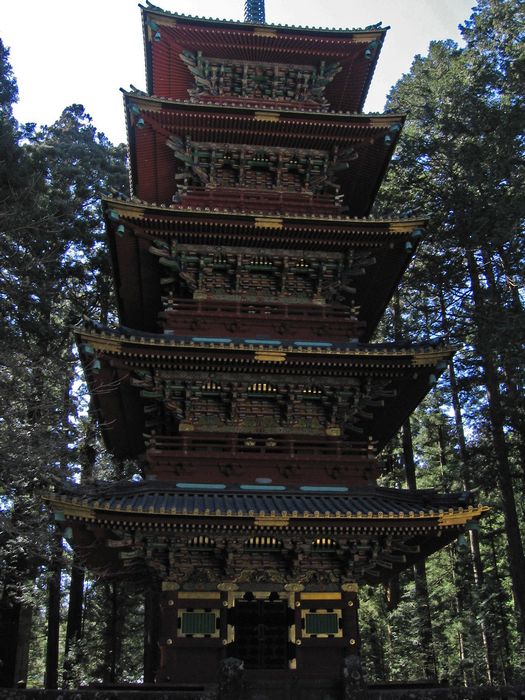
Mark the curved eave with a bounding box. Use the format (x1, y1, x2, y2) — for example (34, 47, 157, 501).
(123, 90, 405, 123)
(45, 492, 488, 530)
(77, 326, 454, 364)
(76, 325, 455, 458)
(141, 5, 388, 36)
(140, 6, 387, 112)
(104, 195, 422, 229)
(45, 483, 486, 584)
(103, 197, 424, 338)
(122, 93, 404, 217)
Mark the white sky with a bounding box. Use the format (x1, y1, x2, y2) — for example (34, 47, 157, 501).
(1, 0, 475, 145)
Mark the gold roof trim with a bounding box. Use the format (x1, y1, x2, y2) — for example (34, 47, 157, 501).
(43, 496, 96, 522)
(79, 333, 122, 354)
(122, 91, 401, 122)
(155, 15, 179, 27)
(103, 196, 426, 230)
(254, 216, 283, 228)
(252, 27, 278, 37)
(254, 515, 290, 527)
(44, 492, 487, 528)
(412, 351, 451, 367)
(77, 328, 454, 364)
(254, 350, 287, 363)
(438, 505, 489, 527)
(254, 111, 281, 122)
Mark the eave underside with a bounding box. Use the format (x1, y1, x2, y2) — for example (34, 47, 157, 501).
(141, 8, 387, 113)
(105, 199, 423, 339)
(77, 325, 453, 461)
(47, 482, 486, 586)
(124, 95, 403, 217)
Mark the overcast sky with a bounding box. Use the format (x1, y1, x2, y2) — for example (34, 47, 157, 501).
(1, 0, 475, 145)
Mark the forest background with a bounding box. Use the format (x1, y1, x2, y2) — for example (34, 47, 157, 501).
(0, 0, 523, 689)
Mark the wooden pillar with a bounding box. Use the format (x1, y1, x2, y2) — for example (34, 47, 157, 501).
(294, 590, 347, 675)
(341, 583, 360, 653)
(157, 584, 222, 684)
(218, 582, 237, 658)
(341, 583, 367, 697)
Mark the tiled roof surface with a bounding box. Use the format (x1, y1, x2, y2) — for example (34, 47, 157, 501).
(105, 195, 423, 224)
(79, 320, 452, 356)
(141, 3, 387, 36)
(55, 480, 474, 518)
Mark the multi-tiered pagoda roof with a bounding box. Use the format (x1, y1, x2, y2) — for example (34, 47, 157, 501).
(46, 3, 486, 689)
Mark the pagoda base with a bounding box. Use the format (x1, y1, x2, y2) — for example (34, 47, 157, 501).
(3, 683, 525, 700)
(155, 585, 360, 687)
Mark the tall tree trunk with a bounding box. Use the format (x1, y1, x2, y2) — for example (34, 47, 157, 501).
(466, 248, 525, 639)
(447, 548, 472, 686)
(402, 420, 438, 679)
(440, 417, 495, 685)
(487, 531, 514, 684)
(448, 360, 498, 682)
(437, 285, 487, 580)
(480, 248, 525, 484)
(393, 293, 438, 677)
(368, 617, 387, 681)
(103, 581, 124, 684)
(438, 282, 500, 682)
(13, 604, 32, 688)
(63, 407, 97, 686)
(0, 510, 36, 688)
(0, 593, 27, 687)
(63, 556, 85, 687)
(144, 585, 160, 683)
(45, 531, 62, 689)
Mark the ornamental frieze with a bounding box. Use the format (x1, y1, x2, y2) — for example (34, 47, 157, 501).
(130, 370, 396, 437)
(149, 239, 376, 305)
(180, 51, 341, 107)
(167, 134, 358, 199)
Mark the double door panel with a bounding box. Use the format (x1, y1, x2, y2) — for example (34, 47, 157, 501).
(234, 600, 289, 670)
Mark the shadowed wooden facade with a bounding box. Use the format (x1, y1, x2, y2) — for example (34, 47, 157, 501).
(45, 4, 487, 695)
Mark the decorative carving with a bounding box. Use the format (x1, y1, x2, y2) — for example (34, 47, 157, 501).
(342, 582, 359, 593)
(140, 372, 386, 438)
(180, 51, 341, 107)
(166, 135, 346, 197)
(284, 582, 305, 592)
(218, 462, 245, 478)
(154, 241, 350, 305)
(185, 567, 220, 585)
(167, 135, 209, 186)
(299, 568, 340, 585)
(236, 568, 286, 584)
(325, 463, 350, 480)
(225, 539, 244, 578)
(277, 463, 301, 479)
(217, 581, 239, 591)
(161, 580, 180, 592)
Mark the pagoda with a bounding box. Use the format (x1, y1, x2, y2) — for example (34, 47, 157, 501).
(46, 1, 487, 696)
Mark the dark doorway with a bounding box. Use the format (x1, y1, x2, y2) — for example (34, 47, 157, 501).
(233, 599, 289, 669)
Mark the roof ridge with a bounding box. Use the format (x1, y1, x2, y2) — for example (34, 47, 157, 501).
(140, 3, 389, 35)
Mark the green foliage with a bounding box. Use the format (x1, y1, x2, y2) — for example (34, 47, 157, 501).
(63, 581, 144, 686)
(0, 34, 129, 687)
(363, 0, 525, 685)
